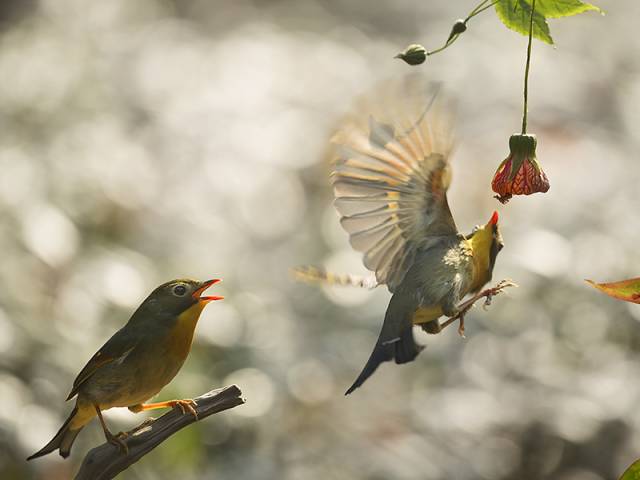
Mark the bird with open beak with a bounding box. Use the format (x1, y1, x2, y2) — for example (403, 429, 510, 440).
(28, 278, 223, 460)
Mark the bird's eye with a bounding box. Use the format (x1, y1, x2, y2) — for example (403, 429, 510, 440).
(173, 285, 187, 296)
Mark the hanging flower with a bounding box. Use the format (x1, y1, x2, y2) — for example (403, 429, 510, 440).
(492, 133, 549, 204)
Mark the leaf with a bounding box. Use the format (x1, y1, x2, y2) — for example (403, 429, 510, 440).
(495, 0, 554, 44)
(535, 0, 602, 19)
(619, 459, 640, 480)
(585, 278, 640, 304)
(494, 0, 603, 45)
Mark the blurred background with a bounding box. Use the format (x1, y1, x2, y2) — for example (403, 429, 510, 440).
(1, 0, 639, 479)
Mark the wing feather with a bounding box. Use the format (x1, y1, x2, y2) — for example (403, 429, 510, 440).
(330, 75, 458, 291)
(66, 329, 139, 400)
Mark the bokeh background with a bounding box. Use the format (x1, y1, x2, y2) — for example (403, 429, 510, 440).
(1, 0, 639, 479)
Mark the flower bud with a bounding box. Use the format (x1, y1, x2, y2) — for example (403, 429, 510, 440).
(395, 44, 427, 66)
(447, 19, 467, 43)
(491, 133, 550, 204)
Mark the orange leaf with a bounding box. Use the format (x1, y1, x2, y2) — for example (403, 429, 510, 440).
(585, 277, 640, 304)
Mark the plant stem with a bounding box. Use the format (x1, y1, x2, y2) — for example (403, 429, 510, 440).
(468, 0, 491, 17)
(521, 0, 536, 134)
(427, 41, 457, 56)
(468, 0, 499, 20)
(426, 0, 499, 57)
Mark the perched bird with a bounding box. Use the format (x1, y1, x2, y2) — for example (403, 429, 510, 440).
(303, 76, 506, 394)
(27, 278, 223, 460)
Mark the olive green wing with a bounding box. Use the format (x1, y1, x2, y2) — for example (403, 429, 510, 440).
(66, 329, 138, 400)
(331, 75, 458, 292)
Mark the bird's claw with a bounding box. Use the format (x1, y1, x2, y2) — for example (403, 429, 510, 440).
(440, 279, 516, 334)
(482, 279, 517, 311)
(106, 431, 129, 455)
(172, 399, 198, 420)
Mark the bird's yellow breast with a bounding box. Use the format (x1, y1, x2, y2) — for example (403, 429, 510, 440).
(467, 231, 493, 292)
(412, 305, 443, 325)
(166, 301, 207, 358)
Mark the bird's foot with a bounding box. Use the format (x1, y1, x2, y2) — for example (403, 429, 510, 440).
(459, 279, 517, 314)
(170, 399, 198, 420)
(440, 279, 517, 335)
(457, 315, 466, 338)
(480, 279, 517, 310)
(106, 431, 129, 455)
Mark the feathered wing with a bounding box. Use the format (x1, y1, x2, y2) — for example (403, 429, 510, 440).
(331, 75, 458, 292)
(66, 328, 138, 400)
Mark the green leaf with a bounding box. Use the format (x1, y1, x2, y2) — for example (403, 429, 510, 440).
(495, 0, 554, 45)
(494, 0, 603, 45)
(619, 458, 640, 480)
(535, 0, 602, 19)
(585, 278, 640, 304)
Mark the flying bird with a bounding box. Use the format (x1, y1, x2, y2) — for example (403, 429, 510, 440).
(299, 76, 507, 394)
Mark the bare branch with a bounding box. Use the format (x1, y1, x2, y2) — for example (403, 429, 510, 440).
(75, 385, 245, 480)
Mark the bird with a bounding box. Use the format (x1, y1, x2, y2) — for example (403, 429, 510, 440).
(27, 278, 223, 460)
(303, 75, 506, 394)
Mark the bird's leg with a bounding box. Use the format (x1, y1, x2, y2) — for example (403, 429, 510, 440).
(441, 280, 517, 336)
(130, 399, 199, 420)
(94, 405, 128, 455)
(441, 296, 466, 338)
(440, 305, 471, 338)
(458, 315, 466, 338)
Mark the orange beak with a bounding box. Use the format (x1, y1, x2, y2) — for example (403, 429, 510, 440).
(488, 210, 499, 226)
(193, 279, 224, 303)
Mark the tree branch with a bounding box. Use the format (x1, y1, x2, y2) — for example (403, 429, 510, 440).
(75, 385, 245, 480)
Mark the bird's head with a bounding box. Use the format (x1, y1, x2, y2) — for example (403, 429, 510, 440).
(467, 211, 504, 273)
(143, 278, 224, 317)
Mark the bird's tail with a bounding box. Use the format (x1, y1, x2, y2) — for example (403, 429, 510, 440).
(345, 295, 423, 395)
(27, 406, 83, 460)
(291, 265, 378, 289)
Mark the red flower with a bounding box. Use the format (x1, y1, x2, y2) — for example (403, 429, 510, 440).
(492, 134, 549, 204)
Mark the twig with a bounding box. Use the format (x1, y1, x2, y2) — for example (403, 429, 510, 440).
(75, 385, 245, 480)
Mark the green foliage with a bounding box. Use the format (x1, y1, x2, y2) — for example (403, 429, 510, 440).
(495, 0, 553, 44)
(494, 0, 602, 45)
(536, 0, 602, 18)
(620, 459, 640, 480)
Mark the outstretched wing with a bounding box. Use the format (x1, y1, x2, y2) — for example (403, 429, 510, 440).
(331, 75, 458, 292)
